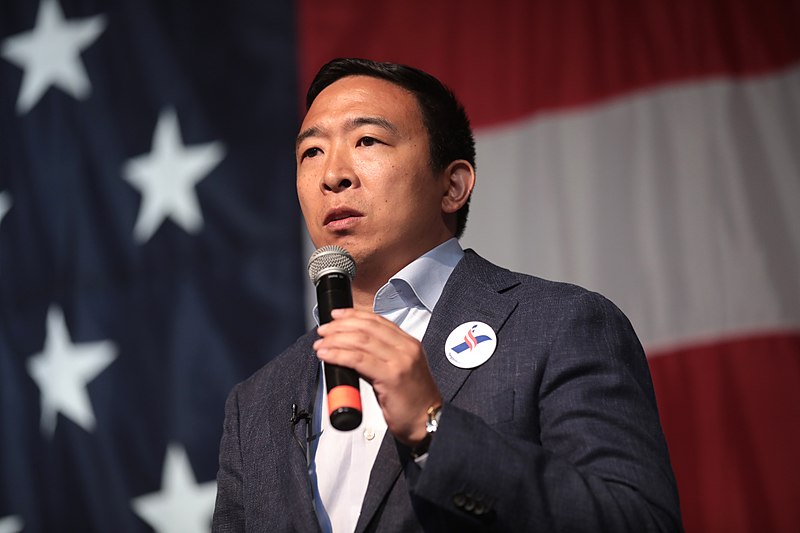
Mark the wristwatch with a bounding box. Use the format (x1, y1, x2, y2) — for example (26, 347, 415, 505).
(412, 404, 442, 458)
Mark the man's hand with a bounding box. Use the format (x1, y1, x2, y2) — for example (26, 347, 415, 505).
(314, 308, 442, 447)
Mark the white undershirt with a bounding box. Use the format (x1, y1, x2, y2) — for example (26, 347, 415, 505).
(309, 239, 463, 533)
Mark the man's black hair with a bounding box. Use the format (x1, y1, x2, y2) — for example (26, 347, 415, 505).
(306, 58, 476, 239)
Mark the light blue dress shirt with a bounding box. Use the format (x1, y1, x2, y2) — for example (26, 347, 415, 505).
(310, 238, 464, 533)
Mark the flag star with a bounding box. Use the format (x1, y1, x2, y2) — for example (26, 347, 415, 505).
(0, 0, 106, 114)
(123, 108, 225, 243)
(26, 306, 117, 438)
(0, 192, 10, 225)
(131, 444, 217, 533)
(0, 516, 24, 533)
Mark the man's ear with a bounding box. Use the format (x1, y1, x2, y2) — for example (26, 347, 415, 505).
(441, 160, 475, 214)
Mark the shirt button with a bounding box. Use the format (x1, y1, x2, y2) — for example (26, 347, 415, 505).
(363, 428, 375, 441)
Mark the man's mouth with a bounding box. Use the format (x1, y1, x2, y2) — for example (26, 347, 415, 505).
(323, 208, 363, 228)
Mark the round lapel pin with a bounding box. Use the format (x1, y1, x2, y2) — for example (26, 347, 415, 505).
(444, 321, 497, 369)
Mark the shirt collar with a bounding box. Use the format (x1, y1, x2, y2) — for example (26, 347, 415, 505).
(374, 238, 464, 314)
(311, 238, 464, 323)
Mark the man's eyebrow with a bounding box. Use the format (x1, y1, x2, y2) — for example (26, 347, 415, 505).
(296, 126, 321, 150)
(295, 116, 400, 149)
(347, 116, 399, 136)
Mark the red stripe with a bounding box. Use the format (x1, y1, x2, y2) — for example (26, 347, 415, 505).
(649, 332, 800, 533)
(297, 0, 800, 127)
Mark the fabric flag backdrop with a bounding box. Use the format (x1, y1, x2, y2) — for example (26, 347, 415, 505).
(1, 0, 799, 532)
(0, 1, 304, 532)
(296, 1, 800, 532)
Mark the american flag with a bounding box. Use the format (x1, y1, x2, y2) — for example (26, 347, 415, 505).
(1, 1, 303, 531)
(2, 0, 799, 532)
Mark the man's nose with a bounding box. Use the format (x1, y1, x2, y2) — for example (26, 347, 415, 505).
(322, 175, 352, 192)
(321, 146, 358, 192)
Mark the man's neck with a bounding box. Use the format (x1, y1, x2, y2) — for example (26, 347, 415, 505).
(352, 289, 378, 311)
(350, 262, 397, 310)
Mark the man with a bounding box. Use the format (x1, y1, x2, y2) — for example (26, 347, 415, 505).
(213, 58, 682, 532)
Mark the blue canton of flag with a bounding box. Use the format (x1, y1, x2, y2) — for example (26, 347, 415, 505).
(0, 1, 303, 531)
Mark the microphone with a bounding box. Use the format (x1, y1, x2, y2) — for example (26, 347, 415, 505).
(308, 245, 362, 431)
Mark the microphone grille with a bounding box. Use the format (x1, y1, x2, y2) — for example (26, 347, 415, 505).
(307, 245, 356, 284)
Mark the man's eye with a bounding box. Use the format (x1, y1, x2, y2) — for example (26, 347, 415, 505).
(357, 136, 379, 147)
(302, 147, 321, 160)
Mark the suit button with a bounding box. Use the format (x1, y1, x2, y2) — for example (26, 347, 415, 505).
(463, 497, 475, 512)
(474, 502, 487, 515)
(453, 493, 466, 508)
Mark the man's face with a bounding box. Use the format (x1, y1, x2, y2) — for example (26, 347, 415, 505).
(296, 75, 452, 279)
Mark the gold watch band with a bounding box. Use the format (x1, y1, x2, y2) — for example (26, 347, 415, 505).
(412, 404, 442, 458)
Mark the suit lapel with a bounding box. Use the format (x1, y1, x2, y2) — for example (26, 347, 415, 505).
(424, 264, 518, 403)
(354, 427, 406, 533)
(355, 251, 519, 531)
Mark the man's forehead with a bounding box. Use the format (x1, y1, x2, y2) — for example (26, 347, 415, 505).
(305, 76, 419, 120)
(298, 76, 423, 139)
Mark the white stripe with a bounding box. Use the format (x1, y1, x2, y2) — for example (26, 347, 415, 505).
(464, 64, 800, 352)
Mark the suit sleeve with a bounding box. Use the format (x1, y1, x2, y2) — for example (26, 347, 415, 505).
(408, 291, 683, 532)
(212, 385, 246, 532)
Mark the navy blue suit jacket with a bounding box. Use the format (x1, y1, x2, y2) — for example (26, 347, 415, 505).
(213, 250, 682, 532)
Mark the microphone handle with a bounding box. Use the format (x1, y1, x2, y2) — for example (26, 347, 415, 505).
(317, 273, 362, 431)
